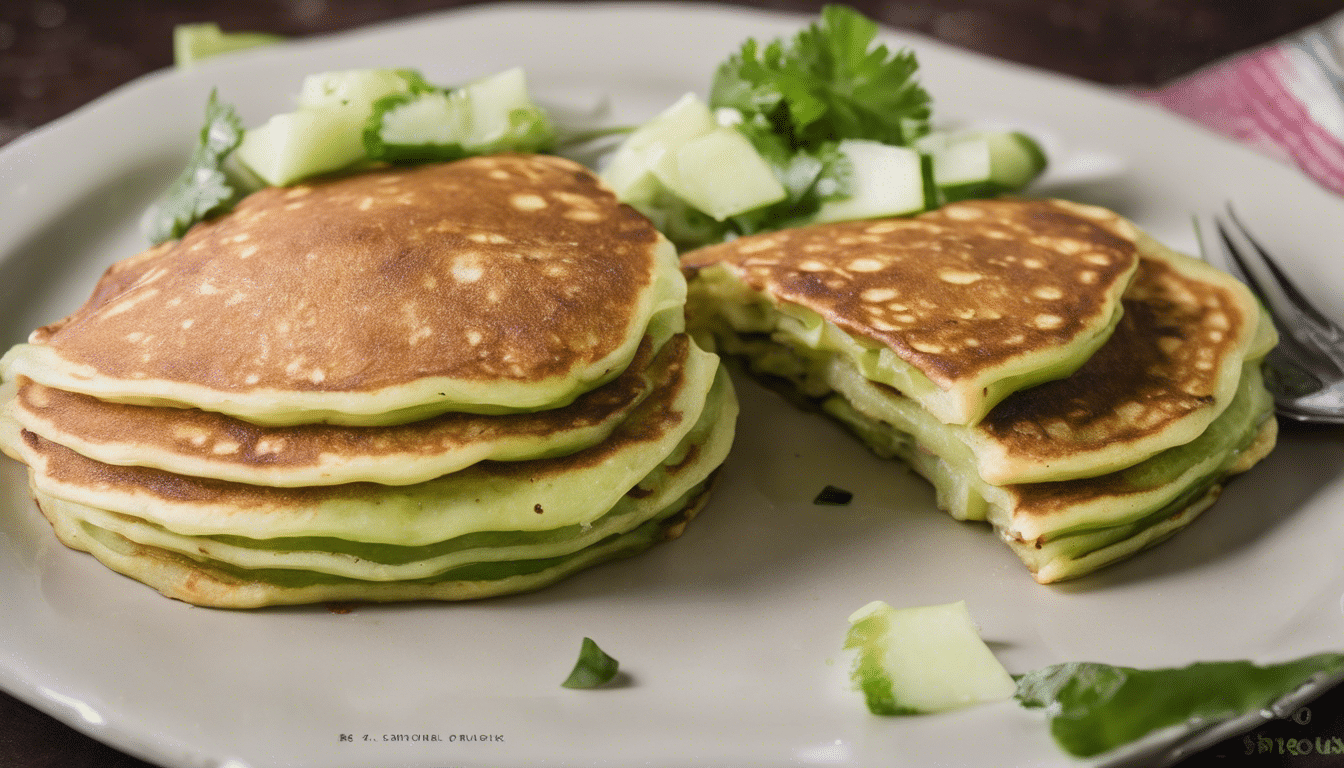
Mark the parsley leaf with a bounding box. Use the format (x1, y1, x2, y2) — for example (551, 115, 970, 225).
(561, 637, 621, 689)
(683, 5, 931, 244)
(1016, 654, 1344, 758)
(710, 5, 932, 151)
(141, 91, 250, 245)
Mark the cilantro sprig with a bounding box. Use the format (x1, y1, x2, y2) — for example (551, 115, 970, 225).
(710, 5, 932, 151)
(140, 90, 254, 245)
(561, 637, 621, 689)
(697, 5, 932, 239)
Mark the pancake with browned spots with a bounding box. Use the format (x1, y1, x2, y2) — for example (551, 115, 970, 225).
(1, 154, 686, 426)
(30, 476, 721, 609)
(682, 198, 1276, 583)
(7, 335, 666, 487)
(5, 335, 725, 545)
(0, 155, 737, 608)
(962, 236, 1271, 483)
(682, 198, 1141, 425)
(0, 333, 736, 607)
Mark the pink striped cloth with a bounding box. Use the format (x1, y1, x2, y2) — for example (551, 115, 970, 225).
(1139, 11, 1344, 196)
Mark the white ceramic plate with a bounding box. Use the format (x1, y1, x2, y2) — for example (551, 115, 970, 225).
(2, 4, 1343, 767)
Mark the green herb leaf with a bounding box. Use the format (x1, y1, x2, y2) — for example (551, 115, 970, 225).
(141, 90, 250, 245)
(710, 5, 931, 152)
(393, 68, 439, 95)
(561, 637, 620, 689)
(1016, 654, 1344, 758)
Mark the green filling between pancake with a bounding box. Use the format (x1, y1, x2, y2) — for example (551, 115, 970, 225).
(690, 239, 1271, 487)
(8, 333, 674, 488)
(704, 297, 1273, 582)
(687, 261, 1121, 428)
(25, 359, 737, 607)
(17, 338, 726, 546)
(41, 365, 736, 582)
(819, 362, 1274, 582)
(43, 485, 709, 607)
(51, 478, 710, 590)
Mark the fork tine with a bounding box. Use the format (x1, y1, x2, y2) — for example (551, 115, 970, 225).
(1214, 218, 1274, 306)
(1224, 205, 1344, 339)
(1214, 212, 1344, 376)
(1205, 206, 1344, 423)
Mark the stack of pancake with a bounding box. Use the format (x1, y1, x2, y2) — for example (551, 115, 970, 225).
(0, 154, 736, 608)
(682, 198, 1276, 583)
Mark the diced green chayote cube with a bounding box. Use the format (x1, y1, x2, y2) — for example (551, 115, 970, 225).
(845, 600, 1016, 715)
(813, 140, 929, 224)
(600, 93, 718, 203)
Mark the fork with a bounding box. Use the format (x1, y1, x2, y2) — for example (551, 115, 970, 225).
(1205, 205, 1344, 425)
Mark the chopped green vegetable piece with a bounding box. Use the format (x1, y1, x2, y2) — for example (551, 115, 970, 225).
(710, 5, 931, 152)
(814, 485, 853, 505)
(614, 4, 936, 247)
(364, 68, 556, 163)
(845, 600, 1016, 715)
(1016, 654, 1344, 758)
(811, 139, 929, 223)
(238, 68, 422, 185)
(651, 125, 786, 220)
(724, 127, 852, 236)
(561, 637, 620, 689)
(600, 93, 719, 203)
(141, 90, 251, 245)
(922, 129, 1048, 203)
(173, 23, 283, 67)
(296, 68, 426, 110)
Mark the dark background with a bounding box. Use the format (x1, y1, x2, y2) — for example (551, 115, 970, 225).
(3, 1, 1344, 766)
(4, 0, 1344, 145)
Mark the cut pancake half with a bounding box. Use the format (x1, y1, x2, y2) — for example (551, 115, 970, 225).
(683, 198, 1278, 583)
(1, 155, 686, 425)
(825, 361, 1275, 582)
(682, 198, 1141, 425)
(806, 245, 1273, 486)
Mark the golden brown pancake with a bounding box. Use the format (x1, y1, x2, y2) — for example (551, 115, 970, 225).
(7, 336, 663, 487)
(0, 154, 738, 608)
(9, 336, 725, 545)
(681, 196, 1277, 583)
(815, 239, 1270, 484)
(4, 154, 685, 425)
(1001, 408, 1278, 584)
(961, 241, 1268, 483)
(682, 198, 1141, 424)
(821, 355, 1275, 583)
(6, 336, 737, 607)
